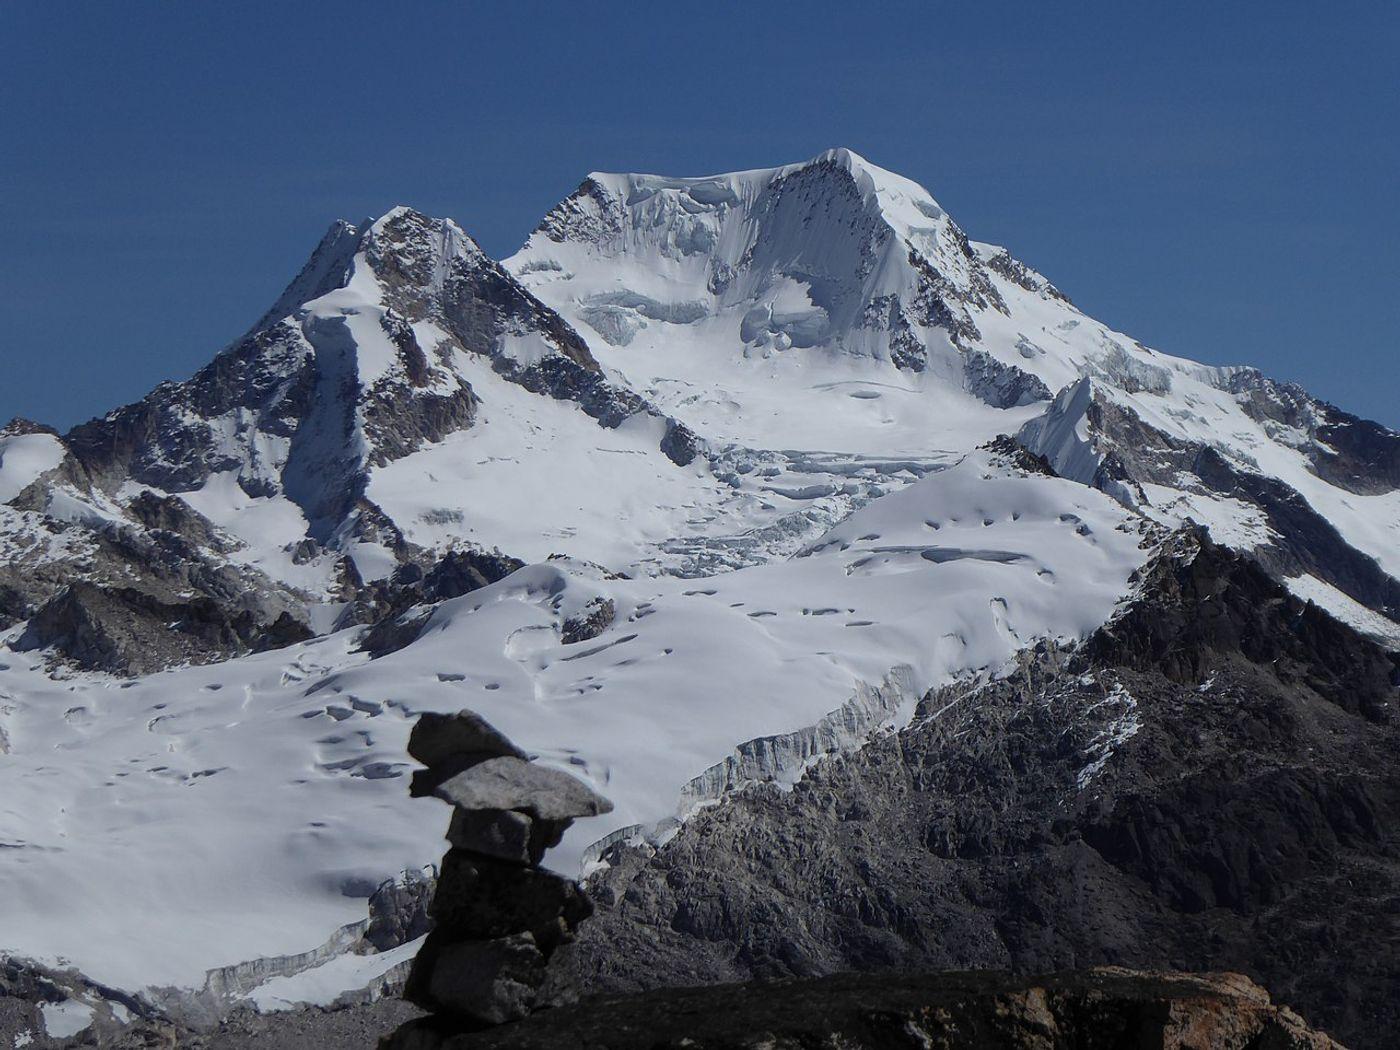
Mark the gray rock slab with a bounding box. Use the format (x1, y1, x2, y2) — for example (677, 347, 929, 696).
(432, 757, 612, 821)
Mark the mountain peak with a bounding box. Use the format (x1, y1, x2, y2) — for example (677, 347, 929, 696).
(800, 146, 944, 213)
(249, 217, 364, 335)
(510, 148, 996, 389)
(572, 147, 947, 225)
(358, 206, 488, 307)
(366, 205, 480, 253)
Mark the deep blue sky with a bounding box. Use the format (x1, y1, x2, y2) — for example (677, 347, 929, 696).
(3, 2, 1396, 429)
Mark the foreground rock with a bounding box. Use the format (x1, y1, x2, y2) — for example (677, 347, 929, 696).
(397, 710, 612, 1029)
(381, 967, 1341, 1049)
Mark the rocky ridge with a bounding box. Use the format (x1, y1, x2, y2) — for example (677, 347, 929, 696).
(1016, 375, 1400, 633)
(0, 205, 700, 675)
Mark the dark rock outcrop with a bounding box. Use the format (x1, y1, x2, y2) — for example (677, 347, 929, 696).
(962, 348, 1053, 408)
(1084, 527, 1399, 720)
(15, 581, 311, 676)
(560, 598, 615, 645)
(422, 550, 526, 604)
(1226, 370, 1400, 496)
(65, 320, 316, 494)
(0, 497, 311, 675)
(1188, 446, 1400, 622)
(123, 491, 229, 552)
(1018, 380, 1400, 631)
(381, 968, 1341, 1049)
(365, 868, 438, 954)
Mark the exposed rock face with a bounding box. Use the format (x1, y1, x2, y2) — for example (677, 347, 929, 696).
(0, 417, 59, 438)
(380, 968, 1342, 1049)
(64, 320, 317, 495)
(365, 868, 438, 954)
(125, 491, 231, 552)
(1226, 370, 1400, 496)
(559, 597, 615, 645)
(1188, 446, 1400, 622)
(15, 581, 311, 675)
(355, 547, 526, 658)
(421, 550, 527, 604)
(1083, 527, 1399, 720)
(59, 208, 591, 509)
(396, 710, 612, 1031)
(355, 207, 698, 473)
(0, 486, 311, 675)
(961, 347, 1053, 408)
(981, 244, 1071, 303)
(559, 534, 1400, 1050)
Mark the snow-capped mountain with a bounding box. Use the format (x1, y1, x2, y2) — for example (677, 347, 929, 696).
(508, 148, 1399, 636)
(1, 148, 1396, 1035)
(510, 147, 1055, 413)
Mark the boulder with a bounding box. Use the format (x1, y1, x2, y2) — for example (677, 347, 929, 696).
(446, 809, 569, 867)
(431, 757, 613, 821)
(404, 931, 549, 1024)
(431, 850, 592, 949)
(364, 867, 437, 952)
(408, 711, 529, 770)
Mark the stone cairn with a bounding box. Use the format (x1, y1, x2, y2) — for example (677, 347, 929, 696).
(397, 709, 612, 1030)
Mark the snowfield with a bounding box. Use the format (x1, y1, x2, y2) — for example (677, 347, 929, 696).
(0, 453, 1151, 993)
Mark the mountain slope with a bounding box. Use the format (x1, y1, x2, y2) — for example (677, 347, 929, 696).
(565, 532, 1400, 1050)
(0, 148, 1395, 1036)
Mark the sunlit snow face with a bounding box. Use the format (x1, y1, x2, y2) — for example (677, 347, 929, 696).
(0, 451, 1150, 995)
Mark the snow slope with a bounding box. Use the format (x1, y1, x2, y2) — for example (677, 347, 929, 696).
(0, 452, 1152, 997)
(0, 430, 65, 504)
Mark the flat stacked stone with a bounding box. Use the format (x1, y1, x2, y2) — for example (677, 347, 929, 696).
(400, 710, 612, 1026)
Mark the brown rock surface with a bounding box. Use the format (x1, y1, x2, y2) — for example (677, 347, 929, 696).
(381, 967, 1343, 1049)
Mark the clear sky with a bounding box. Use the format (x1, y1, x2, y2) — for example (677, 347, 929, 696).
(2, 1, 1396, 429)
